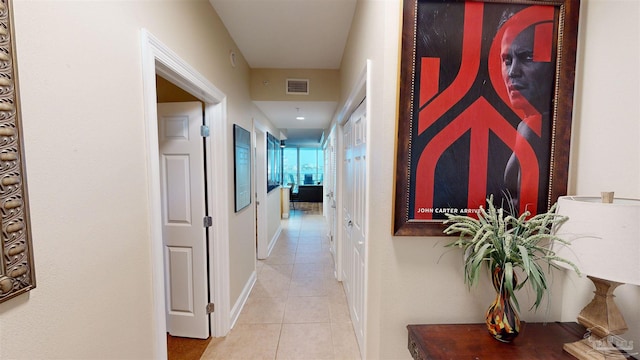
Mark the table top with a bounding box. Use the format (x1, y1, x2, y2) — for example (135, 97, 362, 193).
(407, 322, 598, 360)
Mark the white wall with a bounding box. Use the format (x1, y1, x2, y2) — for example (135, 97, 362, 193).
(0, 1, 266, 358)
(267, 188, 283, 245)
(338, 0, 640, 358)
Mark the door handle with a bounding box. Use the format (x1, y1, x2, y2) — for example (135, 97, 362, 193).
(347, 220, 353, 227)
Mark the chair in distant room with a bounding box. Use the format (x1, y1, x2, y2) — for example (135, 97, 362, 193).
(289, 185, 299, 210)
(303, 174, 313, 184)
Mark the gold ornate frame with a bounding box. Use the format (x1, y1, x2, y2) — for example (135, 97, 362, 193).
(0, 0, 35, 303)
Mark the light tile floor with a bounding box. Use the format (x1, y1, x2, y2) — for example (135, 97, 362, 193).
(200, 208, 362, 360)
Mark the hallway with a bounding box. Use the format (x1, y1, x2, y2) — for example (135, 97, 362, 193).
(200, 208, 361, 360)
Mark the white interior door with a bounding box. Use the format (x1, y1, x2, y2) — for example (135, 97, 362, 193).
(324, 135, 337, 261)
(342, 120, 354, 303)
(351, 102, 367, 352)
(158, 101, 210, 339)
(254, 126, 268, 259)
(342, 101, 367, 354)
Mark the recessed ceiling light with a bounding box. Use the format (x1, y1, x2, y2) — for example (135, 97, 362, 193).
(296, 116, 305, 120)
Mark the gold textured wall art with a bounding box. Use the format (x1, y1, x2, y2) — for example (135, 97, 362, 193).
(0, 0, 35, 303)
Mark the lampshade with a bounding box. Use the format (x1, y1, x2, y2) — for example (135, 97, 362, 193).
(553, 195, 640, 359)
(553, 195, 640, 286)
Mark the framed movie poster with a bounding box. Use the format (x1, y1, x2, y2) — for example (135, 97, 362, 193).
(233, 124, 251, 212)
(393, 0, 580, 236)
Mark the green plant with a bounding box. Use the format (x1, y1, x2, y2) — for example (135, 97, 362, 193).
(443, 195, 581, 312)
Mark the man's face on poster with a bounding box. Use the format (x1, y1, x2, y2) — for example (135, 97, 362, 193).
(501, 25, 554, 115)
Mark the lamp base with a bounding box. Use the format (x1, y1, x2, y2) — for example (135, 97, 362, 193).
(563, 336, 628, 360)
(576, 276, 628, 338)
(563, 276, 633, 360)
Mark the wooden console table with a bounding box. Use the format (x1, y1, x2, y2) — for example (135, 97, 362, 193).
(407, 322, 637, 360)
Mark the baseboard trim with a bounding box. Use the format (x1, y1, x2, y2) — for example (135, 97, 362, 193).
(267, 224, 282, 258)
(229, 270, 257, 329)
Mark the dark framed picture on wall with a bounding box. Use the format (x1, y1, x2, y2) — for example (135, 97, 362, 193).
(393, 0, 580, 236)
(233, 124, 251, 212)
(266, 132, 281, 193)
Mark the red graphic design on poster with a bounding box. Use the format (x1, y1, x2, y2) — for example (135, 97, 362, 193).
(411, 2, 555, 220)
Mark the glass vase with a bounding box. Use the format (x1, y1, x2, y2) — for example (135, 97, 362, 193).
(485, 266, 520, 342)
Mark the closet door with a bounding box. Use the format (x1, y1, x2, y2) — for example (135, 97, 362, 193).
(342, 100, 367, 353)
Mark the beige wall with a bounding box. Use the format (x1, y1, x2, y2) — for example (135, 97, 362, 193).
(0, 1, 272, 358)
(338, 0, 640, 358)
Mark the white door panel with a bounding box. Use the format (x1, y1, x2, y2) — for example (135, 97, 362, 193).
(167, 247, 195, 313)
(254, 127, 267, 259)
(158, 101, 210, 339)
(164, 155, 192, 223)
(352, 103, 367, 350)
(342, 101, 367, 354)
(342, 120, 354, 298)
(325, 134, 338, 276)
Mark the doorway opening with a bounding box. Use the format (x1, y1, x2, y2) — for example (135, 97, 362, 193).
(157, 100, 210, 339)
(141, 29, 231, 358)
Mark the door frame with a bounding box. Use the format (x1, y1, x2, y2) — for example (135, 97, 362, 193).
(141, 29, 231, 358)
(335, 60, 370, 359)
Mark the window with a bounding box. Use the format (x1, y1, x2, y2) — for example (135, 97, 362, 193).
(283, 148, 298, 186)
(283, 147, 323, 186)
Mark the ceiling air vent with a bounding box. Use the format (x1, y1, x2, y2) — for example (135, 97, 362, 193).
(286, 79, 309, 95)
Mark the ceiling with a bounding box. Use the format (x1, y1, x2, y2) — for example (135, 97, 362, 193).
(209, 0, 357, 146)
